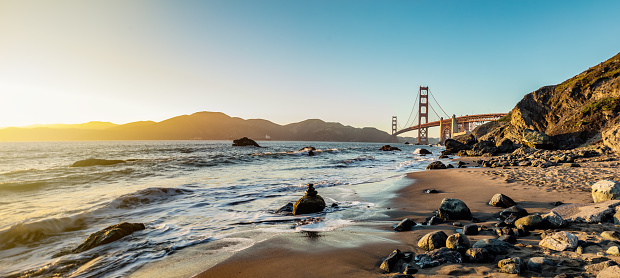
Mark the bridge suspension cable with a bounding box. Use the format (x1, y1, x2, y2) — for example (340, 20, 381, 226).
(428, 89, 450, 119)
(398, 91, 419, 130)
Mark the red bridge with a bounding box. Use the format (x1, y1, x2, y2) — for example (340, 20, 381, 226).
(391, 86, 507, 144)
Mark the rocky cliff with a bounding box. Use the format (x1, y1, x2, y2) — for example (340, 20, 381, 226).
(474, 52, 620, 149)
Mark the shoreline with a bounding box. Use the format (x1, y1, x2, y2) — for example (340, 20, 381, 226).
(191, 159, 597, 278)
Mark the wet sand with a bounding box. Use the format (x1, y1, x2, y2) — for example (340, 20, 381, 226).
(194, 159, 602, 278)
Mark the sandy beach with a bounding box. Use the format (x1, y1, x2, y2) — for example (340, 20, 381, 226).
(193, 154, 620, 278)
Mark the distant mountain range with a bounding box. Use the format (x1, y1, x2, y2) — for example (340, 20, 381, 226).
(0, 112, 421, 143)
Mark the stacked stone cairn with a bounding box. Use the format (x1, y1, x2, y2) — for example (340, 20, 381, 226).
(292, 184, 326, 215)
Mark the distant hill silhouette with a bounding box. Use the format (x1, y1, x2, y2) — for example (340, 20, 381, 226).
(0, 112, 414, 143)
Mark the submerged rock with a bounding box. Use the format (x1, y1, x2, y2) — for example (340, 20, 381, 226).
(380, 145, 401, 151)
(72, 222, 145, 253)
(275, 202, 294, 215)
(232, 137, 260, 147)
(293, 184, 326, 215)
(71, 158, 125, 167)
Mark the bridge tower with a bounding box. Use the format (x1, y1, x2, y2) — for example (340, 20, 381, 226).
(417, 86, 429, 144)
(391, 116, 398, 143)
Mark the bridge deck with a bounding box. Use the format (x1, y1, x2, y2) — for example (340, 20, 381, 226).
(392, 113, 507, 136)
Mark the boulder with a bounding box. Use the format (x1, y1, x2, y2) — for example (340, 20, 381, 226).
(500, 205, 528, 219)
(464, 248, 494, 263)
(551, 200, 620, 223)
(71, 158, 125, 167)
(426, 161, 447, 170)
(584, 261, 617, 275)
(522, 129, 554, 149)
(293, 184, 326, 215)
(456, 133, 477, 146)
(603, 124, 620, 152)
(541, 211, 566, 228)
(607, 246, 620, 256)
(446, 233, 470, 253)
(498, 235, 517, 244)
(380, 145, 401, 151)
(498, 257, 522, 274)
(414, 247, 462, 268)
(428, 216, 444, 225)
(515, 214, 543, 230)
(394, 218, 416, 232)
(539, 231, 578, 251)
(466, 140, 498, 156)
(379, 249, 404, 273)
(444, 139, 471, 154)
(496, 138, 517, 153)
(471, 239, 517, 255)
(527, 257, 553, 272)
(438, 198, 471, 221)
(463, 224, 479, 235)
(598, 264, 620, 278)
(72, 222, 145, 253)
(415, 148, 432, 155)
(488, 193, 516, 208)
(592, 180, 620, 203)
(418, 231, 448, 251)
(232, 137, 260, 147)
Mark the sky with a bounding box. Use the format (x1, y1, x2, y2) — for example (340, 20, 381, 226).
(1, 0, 620, 135)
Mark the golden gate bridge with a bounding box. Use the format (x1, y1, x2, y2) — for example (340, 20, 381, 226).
(391, 86, 507, 144)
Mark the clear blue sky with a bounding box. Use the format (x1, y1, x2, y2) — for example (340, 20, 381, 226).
(1, 0, 619, 135)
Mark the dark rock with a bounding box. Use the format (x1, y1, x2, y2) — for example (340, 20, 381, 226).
(456, 133, 477, 146)
(500, 205, 528, 219)
(446, 164, 454, 169)
(380, 249, 403, 273)
(503, 214, 519, 226)
(551, 201, 564, 206)
(472, 238, 518, 255)
(446, 233, 470, 253)
(527, 257, 554, 272)
(403, 264, 417, 275)
(394, 218, 416, 232)
(414, 247, 462, 268)
(452, 222, 463, 227)
(494, 227, 514, 237)
(464, 248, 494, 263)
(380, 145, 401, 151)
(293, 184, 326, 215)
(488, 193, 516, 208)
(514, 229, 530, 237)
(498, 234, 518, 244)
(423, 189, 439, 194)
(463, 224, 479, 235)
(275, 202, 294, 215)
(417, 148, 432, 155)
(426, 161, 447, 170)
(71, 158, 125, 167)
(428, 216, 444, 225)
(73, 222, 145, 253)
(496, 138, 517, 153)
(456, 161, 467, 167)
(438, 198, 471, 221)
(418, 231, 448, 251)
(232, 137, 260, 147)
(445, 139, 471, 154)
(466, 140, 498, 156)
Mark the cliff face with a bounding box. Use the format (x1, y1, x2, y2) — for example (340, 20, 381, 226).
(476, 52, 620, 149)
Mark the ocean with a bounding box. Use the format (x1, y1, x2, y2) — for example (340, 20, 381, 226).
(0, 141, 443, 277)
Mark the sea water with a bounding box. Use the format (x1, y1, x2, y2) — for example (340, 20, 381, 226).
(0, 141, 443, 277)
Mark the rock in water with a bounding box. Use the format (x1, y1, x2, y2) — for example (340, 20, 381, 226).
(418, 231, 448, 251)
(232, 137, 260, 147)
(380, 145, 401, 151)
(592, 180, 620, 203)
(73, 222, 145, 253)
(415, 148, 432, 155)
(539, 231, 578, 251)
(71, 158, 125, 167)
(488, 193, 516, 208)
(522, 129, 553, 149)
(438, 198, 471, 221)
(293, 184, 326, 215)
